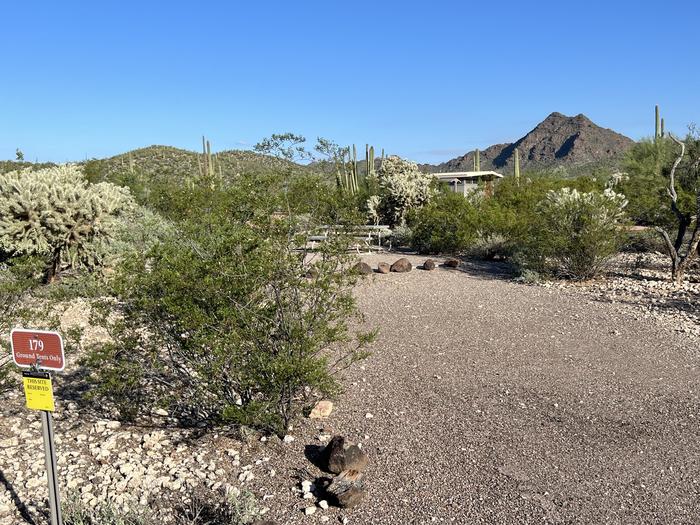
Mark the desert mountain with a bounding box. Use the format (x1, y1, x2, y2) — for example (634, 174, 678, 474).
(422, 112, 635, 174)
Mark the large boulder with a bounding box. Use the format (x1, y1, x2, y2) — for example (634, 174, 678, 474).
(423, 259, 436, 271)
(324, 435, 368, 474)
(376, 262, 390, 274)
(352, 262, 372, 275)
(390, 258, 412, 273)
(326, 469, 366, 508)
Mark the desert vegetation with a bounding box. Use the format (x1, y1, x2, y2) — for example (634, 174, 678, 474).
(1, 108, 699, 524)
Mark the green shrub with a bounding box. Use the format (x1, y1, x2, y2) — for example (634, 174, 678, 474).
(63, 489, 262, 525)
(86, 183, 374, 435)
(0, 165, 135, 282)
(391, 224, 413, 247)
(518, 188, 628, 279)
(0, 256, 42, 392)
(63, 493, 149, 525)
(409, 192, 478, 254)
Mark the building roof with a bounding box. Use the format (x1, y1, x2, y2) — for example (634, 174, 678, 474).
(433, 171, 504, 181)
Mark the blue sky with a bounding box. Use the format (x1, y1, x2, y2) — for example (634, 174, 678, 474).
(1, 0, 699, 163)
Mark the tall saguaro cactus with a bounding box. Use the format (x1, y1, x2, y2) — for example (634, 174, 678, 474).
(474, 149, 481, 171)
(514, 147, 520, 185)
(655, 105, 661, 141)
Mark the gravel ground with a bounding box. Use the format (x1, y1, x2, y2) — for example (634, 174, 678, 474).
(259, 254, 699, 524)
(1, 254, 698, 524)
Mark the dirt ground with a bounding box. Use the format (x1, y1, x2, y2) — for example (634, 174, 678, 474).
(258, 254, 699, 524)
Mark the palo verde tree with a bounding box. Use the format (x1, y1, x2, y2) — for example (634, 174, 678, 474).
(654, 134, 700, 285)
(0, 165, 135, 283)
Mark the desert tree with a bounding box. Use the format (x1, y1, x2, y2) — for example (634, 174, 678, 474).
(654, 134, 700, 285)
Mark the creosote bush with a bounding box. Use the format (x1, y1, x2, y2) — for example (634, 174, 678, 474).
(518, 187, 628, 279)
(87, 182, 374, 435)
(409, 192, 478, 254)
(0, 256, 42, 392)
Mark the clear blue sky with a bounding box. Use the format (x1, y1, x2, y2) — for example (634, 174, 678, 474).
(2, 0, 699, 164)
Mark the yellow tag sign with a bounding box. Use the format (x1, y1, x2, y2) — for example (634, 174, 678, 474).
(22, 372, 55, 412)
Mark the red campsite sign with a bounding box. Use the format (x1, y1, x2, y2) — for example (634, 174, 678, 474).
(11, 329, 65, 371)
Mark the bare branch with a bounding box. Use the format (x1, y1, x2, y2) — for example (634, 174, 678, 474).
(654, 226, 677, 262)
(667, 134, 686, 205)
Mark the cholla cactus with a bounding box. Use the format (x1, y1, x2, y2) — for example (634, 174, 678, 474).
(370, 156, 433, 226)
(366, 195, 381, 226)
(0, 165, 135, 282)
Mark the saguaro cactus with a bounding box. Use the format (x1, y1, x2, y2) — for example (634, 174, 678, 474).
(655, 105, 661, 140)
(514, 147, 520, 185)
(474, 149, 481, 171)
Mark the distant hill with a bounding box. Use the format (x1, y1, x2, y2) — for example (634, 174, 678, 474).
(421, 112, 635, 175)
(86, 145, 309, 183)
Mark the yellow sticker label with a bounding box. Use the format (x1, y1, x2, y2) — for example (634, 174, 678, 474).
(22, 375, 55, 412)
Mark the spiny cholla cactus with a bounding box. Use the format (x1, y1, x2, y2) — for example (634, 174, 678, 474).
(368, 155, 433, 226)
(0, 165, 135, 282)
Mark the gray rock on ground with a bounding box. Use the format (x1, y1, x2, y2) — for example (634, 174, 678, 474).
(423, 259, 436, 270)
(390, 258, 412, 273)
(325, 435, 368, 474)
(352, 262, 372, 275)
(326, 469, 366, 509)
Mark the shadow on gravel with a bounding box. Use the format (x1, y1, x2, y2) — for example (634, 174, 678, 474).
(447, 258, 518, 281)
(0, 470, 37, 524)
(304, 444, 327, 471)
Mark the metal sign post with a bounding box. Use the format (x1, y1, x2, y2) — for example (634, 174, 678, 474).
(41, 406, 62, 525)
(13, 329, 65, 525)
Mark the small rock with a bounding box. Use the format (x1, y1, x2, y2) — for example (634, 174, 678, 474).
(376, 262, 391, 274)
(304, 506, 317, 516)
(326, 469, 366, 509)
(325, 436, 368, 474)
(318, 500, 329, 510)
(309, 400, 334, 419)
(423, 259, 436, 270)
(283, 435, 295, 444)
(390, 258, 412, 273)
(444, 258, 460, 268)
(352, 262, 372, 275)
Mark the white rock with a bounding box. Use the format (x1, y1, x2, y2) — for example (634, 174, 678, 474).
(283, 435, 295, 444)
(304, 506, 317, 516)
(318, 499, 329, 509)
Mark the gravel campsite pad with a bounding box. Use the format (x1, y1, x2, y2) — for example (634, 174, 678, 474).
(1, 254, 698, 524)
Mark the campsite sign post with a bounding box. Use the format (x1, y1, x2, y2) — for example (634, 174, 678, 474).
(11, 328, 65, 525)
